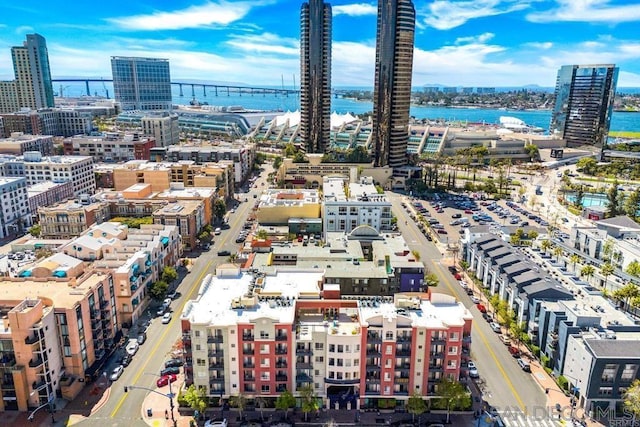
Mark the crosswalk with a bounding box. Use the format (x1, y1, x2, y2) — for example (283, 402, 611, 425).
(498, 411, 563, 427)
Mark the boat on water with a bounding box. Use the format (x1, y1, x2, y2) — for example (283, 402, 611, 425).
(498, 116, 544, 133)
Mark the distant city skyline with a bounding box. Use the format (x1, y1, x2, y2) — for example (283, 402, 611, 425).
(1, 1, 640, 87)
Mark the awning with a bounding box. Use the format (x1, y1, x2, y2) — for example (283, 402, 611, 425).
(19, 270, 32, 277)
(53, 270, 67, 278)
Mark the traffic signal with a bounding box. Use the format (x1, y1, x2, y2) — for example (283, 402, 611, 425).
(545, 388, 549, 394)
(124, 386, 128, 393)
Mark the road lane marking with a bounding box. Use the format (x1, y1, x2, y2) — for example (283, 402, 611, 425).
(111, 200, 245, 418)
(434, 262, 527, 414)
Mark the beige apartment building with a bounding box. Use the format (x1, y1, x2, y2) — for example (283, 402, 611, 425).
(37, 199, 110, 239)
(255, 189, 321, 225)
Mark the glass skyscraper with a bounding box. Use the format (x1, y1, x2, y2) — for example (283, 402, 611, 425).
(111, 57, 172, 111)
(372, 0, 415, 169)
(550, 64, 618, 150)
(11, 33, 54, 110)
(300, 0, 332, 154)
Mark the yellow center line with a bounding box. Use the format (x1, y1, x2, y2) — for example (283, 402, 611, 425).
(111, 205, 243, 418)
(433, 262, 527, 414)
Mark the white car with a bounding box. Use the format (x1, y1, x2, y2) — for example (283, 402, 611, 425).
(490, 322, 502, 333)
(162, 313, 172, 324)
(471, 296, 480, 304)
(125, 339, 139, 356)
(110, 365, 124, 381)
(467, 361, 479, 379)
(459, 280, 468, 289)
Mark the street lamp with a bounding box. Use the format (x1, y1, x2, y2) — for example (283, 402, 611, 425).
(125, 372, 177, 427)
(28, 389, 55, 423)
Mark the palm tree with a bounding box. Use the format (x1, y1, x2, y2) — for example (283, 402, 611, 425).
(540, 239, 553, 254)
(613, 283, 640, 311)
(553, 246, 563, 262)
(570, 254, 581, 274)
(581, 265, 595, 284)
(600, 263, 615, 292)
(300, 385, 318, 422)
(230, 393, 247, 421)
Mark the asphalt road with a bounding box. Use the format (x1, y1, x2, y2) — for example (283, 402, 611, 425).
(80, 168, 271, 427)
(389, 192, 547, 417)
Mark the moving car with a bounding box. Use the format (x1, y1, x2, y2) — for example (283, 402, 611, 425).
(162, 313, 172, 324)
(156, 374, 177, 388)
(110, 365, 124, 381)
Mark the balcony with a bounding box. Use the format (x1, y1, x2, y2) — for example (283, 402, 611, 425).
(208, 349, 223, 357)
(431, 336, 446, 344)
(29, 356, 43, 368)
(243, 361, 255, 368)
(366, 348, 381, 356)
(276, 384, 287, 393)
(243, 376, 255, 382)
(295, 346, 311, 355)
(276, 374, 288, 382)
(209, 362, 224, 369)
(275, 361, 288, 369)
(207, 335, 224, 343)
(243, 348, 254, 355)
(209, 377, 225, 384)
(367, 333, 382, 343)
(396, 334, 412, 342)
(276, 347, 288, 355)
(428, 364, 443, 370)
(395, 364, 411, 371)
(32, 379, 46, 390)
(429, 352, 444, 358)
(25, 334, 41, 345)
(242, 334, 254, 341)
(296, 373, 312, 382)
(296, 362, 312, 369)
(395, 349, 411, 357)
(395, 377, 410, 384)
(365, 363, 381, 370)
(275, 334, 288, 341)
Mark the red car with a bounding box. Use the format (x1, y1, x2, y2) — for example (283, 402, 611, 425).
(476, 303, 487, 313)
(509, 346, 521, 358)
(454, 273, 462, 280)
(156, 374, 177, 388)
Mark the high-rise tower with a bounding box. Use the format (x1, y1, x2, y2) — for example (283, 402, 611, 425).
(550, 64, 618, 150)
(300, 0, 332, 154)
(372, 0, 415, 169)
(11, 34, 55, 110)
(111, 57, 172, 111)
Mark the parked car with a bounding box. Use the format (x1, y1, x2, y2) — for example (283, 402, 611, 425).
(467, 361, 479, 379)
(137, 333, 146, 345)
(165, 358, 184, 368)
(156, 374, 177, 388)
(490, 322, 502, 333)
(125, 339, 139, 356)
(517, 358, 531, 372)
(499, 335, 512, 346)
(508, 346, 521, 358)
(110, 365, 124, 381)
(160, 366, 180, 376)
(121, 354, 132, 367)
(471, 296, 480, 304)
(476, 303, 487, 313)
(204, 420, 228, 427)
(217, 250, 231, 257)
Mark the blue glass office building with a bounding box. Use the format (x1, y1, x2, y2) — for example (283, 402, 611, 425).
(111, 57, 172, 111)
(550, 64, 618, 150)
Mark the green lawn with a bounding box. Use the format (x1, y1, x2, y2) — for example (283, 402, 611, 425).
(609, 131, 640, 138)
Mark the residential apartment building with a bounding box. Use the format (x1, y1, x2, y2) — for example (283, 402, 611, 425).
(0, 152, 95, 196)
(181, 266, 472, 408)
(27, 181, 75, 218)
(0, 267, 118, 410)
(0, 108, 94, 138)
(372, 0, 415, 169)
(37, 199, 110, 239)
(111, 57, 172, 111)
(299, 0, 332, 154)
(0, 177, 31, 238)
(255, 189, 321, 225)
(323, 177, 392, 235)
(0, 81, 18, 113)
(0, 133, 54, 155)
(150, 142, 255, 184)
(550, 64, 618, 150)
(141, 112, 180, 147)
(152, 200, 204, 250)
(62, 132, 156, 162)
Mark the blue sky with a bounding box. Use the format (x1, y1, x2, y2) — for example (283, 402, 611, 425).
(1, 0, 640, 87)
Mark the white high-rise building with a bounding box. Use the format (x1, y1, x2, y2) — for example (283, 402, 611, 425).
(0, 176, 31, 238)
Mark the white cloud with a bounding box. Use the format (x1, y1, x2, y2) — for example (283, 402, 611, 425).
(333, 3, 377, 17)
(523, 42, 554, 50)
(420, 0, 530, 30)
(454, 32, 495, 45)
(107, 1, 268, 31)
(15, 25, 34, 34)
(225, 33, 299, 56)
(528, 0, 640, 24)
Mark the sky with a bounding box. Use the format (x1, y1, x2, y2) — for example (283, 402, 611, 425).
(1, 0, 640, 88)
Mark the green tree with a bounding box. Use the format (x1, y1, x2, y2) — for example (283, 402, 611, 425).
(292, 152, 307, 163)
(626, 260, 640, 277)
(524, 144, 539, 161)
(624, 188, 640, 220)
(150, 280, 168, 300)
(256, 229, 268, 240)
(509, 321, 527, 347)
(28, 224, 41, 237)
(183, 385, 207, 416)
(229, 393, 247, 421)
(600, 262, 615, 292)
(624, 379, 640, 426)
(300, 385, 318, 421)
(111, 216, 153, 229)
(254, 396, 268, 421)
(272, 156, 283, 170)
(540, 239, 553, 254)
(284, 143, 297, 157)
(576, 157, 598, 175)
(606, 181, 623, 218)
(553, 246, 563, 262)
(162, 266, 178, 283)
(411, 250, 421, 261)
(254, 152, 267, 166)
(437, 378, 472, 423)
(406, 392, 427, 423)
(198, 230, 212, 243)
(275, 390, 296, 420)
(214, 199, 227, 221)
(459, 260, 469, 271)
(574, 186, 584, 208)
(570, 254, 581, 274)
(425, 272, 439, 287)
(580, 265, 595, 284)
(528, 230, 539, 241)
(613, 283, 640, 310)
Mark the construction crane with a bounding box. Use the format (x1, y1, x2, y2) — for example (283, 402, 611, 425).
(58, 85, 71, 97)
(101, 78, 110, 99)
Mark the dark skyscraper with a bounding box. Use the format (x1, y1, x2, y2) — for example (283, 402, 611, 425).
(372, 0, 415, 169)
(300, 0, 332, 154)
(550, 64, 618, 150)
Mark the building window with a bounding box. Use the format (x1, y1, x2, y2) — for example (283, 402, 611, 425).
(261, 372, 270, 381)
(621, 364, 638, 382)
(260, 331, 269, 339)
(601, 364, 618, 383)
(261, 385, 270, 393)
(448, 346, 458, 355)
(598, 387, 613, 396)
(260, 344, 269, 354)
(449, 332, 459, 341)
(386, 331, 394, 340)
(315, 343, 324, 350)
